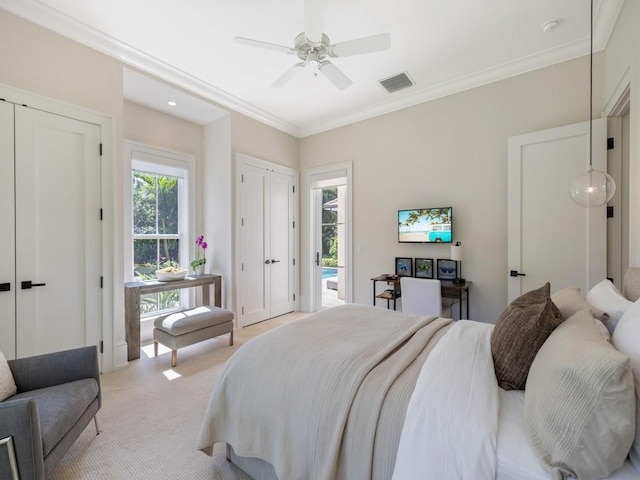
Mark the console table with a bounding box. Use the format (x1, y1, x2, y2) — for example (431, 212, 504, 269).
(124, 274, 222, 361)
(371, 275, 472, 319)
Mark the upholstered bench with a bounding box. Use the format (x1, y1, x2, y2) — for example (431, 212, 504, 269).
(153, 306, 234, 367)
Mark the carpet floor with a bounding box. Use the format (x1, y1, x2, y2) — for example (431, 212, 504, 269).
(50, 312, 307, 480)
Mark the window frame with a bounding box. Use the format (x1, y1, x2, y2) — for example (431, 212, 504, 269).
(124, 141, 196, 315)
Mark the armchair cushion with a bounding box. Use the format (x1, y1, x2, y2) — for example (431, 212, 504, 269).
(11, 379, 99, 457)
(0, 350, 16, 401)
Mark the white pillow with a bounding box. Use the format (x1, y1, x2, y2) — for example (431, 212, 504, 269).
(586, 279, 633, 333)
(525, 310, 635, 479)
(0, 350, 17, 401)
(613, 300, 640, 471)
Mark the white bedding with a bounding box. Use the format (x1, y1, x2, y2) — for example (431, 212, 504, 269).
(393, 320, 499, 479)
(393, 320, 640, 480)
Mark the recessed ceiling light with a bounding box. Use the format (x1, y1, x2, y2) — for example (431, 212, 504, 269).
(541, 20, 560, 33)
(167, 101, 177, 107)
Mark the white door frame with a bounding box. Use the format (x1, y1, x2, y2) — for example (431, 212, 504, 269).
(235, 153, 298, 326)
(507, 120, 606, 302)
(0, 83, 114, 371)
(305, 161, 353, 311)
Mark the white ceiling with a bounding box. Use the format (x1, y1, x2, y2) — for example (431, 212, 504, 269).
(0, 0, 625, 137)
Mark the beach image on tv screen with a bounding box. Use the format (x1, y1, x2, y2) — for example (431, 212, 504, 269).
(398, 207, 452, 243)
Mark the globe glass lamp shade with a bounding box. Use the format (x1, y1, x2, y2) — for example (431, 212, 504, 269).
(570, 166, 616, 207)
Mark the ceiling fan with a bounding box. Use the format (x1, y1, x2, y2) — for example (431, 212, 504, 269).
(233, 0, 391, 90)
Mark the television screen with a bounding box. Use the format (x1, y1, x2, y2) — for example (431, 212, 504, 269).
(398, 207, 452, 243)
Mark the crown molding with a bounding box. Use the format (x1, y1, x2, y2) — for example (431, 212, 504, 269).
(2, 0, 624, 139)
(0, 0, 300, 137)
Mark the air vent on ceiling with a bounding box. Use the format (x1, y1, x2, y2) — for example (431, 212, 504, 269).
(379, 72, 414, 93)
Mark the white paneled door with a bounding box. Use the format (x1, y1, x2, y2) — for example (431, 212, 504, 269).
(237, 158, 295, 327)
(507, 119, 607, 302)
(0, 102, 102, 358)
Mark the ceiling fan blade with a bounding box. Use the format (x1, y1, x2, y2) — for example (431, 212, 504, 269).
(271, 62, 305, 87)
(304, 0, 328, 44)
(234, 36, 293, 54)
(329, 32, 391, 58)
(319, 61, 353, 90)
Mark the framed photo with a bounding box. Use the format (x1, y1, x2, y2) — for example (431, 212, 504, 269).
(414, 258, 434, 278)
(437, 259, 457, 281)
(395, 257, 413, 277)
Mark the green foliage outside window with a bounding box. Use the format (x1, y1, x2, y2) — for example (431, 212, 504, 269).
(132, 170, 181, 313)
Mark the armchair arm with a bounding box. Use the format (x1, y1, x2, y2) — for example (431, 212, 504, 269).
(8, 346, 100, 405)
(0, 398, 45, 480)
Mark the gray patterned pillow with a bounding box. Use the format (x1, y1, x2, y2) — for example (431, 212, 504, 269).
(491, 283, 563, 390)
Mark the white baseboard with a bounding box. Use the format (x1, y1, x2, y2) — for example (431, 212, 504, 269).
(114, 342, 129, 370)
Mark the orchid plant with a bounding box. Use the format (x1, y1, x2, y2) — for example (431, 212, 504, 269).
(191, 235, 208, 271)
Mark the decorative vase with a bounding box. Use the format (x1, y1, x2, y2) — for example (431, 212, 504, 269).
(197, 264, 205, 276)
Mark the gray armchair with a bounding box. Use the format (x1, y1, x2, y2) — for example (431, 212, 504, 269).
(0, 346, 101, 480)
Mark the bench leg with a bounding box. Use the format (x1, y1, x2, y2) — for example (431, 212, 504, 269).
(94, 415, 101, 435)
(154, 341, 158, 357)
(230, 331, 234, 346)
(171, 350, 177, 368)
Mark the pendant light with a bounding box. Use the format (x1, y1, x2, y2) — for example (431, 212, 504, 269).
(569, 0, 616, 207)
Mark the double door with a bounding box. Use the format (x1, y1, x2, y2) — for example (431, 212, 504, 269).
(0, 101, 102, 359)
(237, 158, 296, 327)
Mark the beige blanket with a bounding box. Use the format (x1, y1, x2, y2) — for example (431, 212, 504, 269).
(197, 304, 452, 480)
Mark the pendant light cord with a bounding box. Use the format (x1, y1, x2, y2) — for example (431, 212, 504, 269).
(589, 0, 593, 168)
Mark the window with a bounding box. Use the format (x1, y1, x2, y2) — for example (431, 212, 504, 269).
(125, 142, 195, 317)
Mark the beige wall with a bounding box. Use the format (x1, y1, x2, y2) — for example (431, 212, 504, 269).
(300, 56, 602, 323)
(0, 8, 298, 370)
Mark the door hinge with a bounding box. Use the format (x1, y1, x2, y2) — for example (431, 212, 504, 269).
(292, 185, 295, 193)
(607, 138, 615, 150)
(241, 306, 244, 315)
(293, 258, 295, 266)
(241, 174, 244, 183)
(293, 221, 295, 228)
(100, 276, 104, 288)
(241, 263, 244, 272)
(100, 208, 103, 220)
(241, 218, 244, 226)
(99, 143, 103, 156)
(607, 206, 614, 218)
(100, 341, 104, 354)
(293, 293, 296, 301)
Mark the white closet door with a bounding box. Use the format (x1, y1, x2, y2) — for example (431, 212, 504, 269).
(14, 105, 102, 357)
(239, 163, 270, 326)
(0, 102, 16, 358)
(269, 170, 295, 318)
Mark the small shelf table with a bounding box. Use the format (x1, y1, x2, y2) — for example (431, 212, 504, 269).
(124, 274, 222, 361)
(371, 275, 472, 319)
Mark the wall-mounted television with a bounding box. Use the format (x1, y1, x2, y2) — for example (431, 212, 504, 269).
(398, 207, 453, 243)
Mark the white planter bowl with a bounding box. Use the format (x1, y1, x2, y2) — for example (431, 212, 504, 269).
(155, 269, 188, 282)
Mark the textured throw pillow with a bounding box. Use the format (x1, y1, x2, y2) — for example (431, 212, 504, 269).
(586, 279, 633, 333)
(0, 350, 17, 401)
(551, 286, 611, 340)
(612, 300, 640, 471)
(525, 310, 635, 479)
(491, 283, 563, 390)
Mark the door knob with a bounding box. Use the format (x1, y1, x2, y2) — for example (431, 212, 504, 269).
(21, 280, 47, 289)
(271, 259, 281, 263)
(509, 270, 526, 277)
(0, 283, 10, 292)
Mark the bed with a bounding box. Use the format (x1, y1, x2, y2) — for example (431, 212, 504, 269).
(197, 269, 640, 480)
